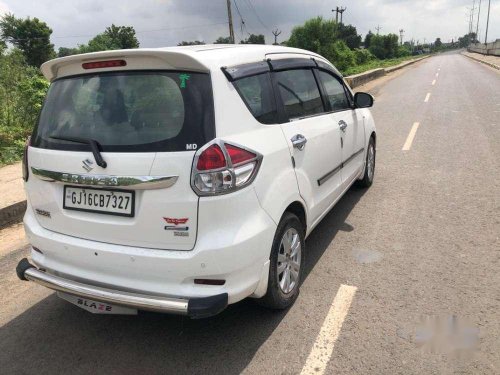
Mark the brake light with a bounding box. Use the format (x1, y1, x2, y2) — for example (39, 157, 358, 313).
(191, 141, 262, 196)
(196, 144, 226, 170)
(225, 144, 256, 165)
(22, 136, 31, 182)
(82, 60, 127, 70)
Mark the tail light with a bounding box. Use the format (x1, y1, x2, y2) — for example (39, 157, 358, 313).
(22, 136, 31, 182)
(191, 140, 262, 196)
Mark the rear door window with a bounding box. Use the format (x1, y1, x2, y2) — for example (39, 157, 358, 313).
(233, 73, 278, 124)
(32, 71, 215, 152)
(317, 70, 350, 112)
(274, 69, 324, 119)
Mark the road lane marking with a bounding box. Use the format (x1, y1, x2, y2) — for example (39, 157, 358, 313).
(432, 79, 436, 85)
(424, 93, 431, 102)
(436, 72, 439, 77)
(402, 122, 420, 151)
(300, 284, 357, 375)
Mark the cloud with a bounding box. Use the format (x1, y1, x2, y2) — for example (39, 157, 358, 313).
(1, 0, 498, 49)
(0, 1, 10, 16)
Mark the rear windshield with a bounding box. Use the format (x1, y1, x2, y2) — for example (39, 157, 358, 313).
(32, 71, 215, 152)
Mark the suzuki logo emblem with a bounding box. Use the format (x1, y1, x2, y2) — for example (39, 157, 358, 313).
(82, 158, 94, 172)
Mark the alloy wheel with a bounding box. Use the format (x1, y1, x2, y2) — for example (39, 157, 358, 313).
(277, 227, 301, 294)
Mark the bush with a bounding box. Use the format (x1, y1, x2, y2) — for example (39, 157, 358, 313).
(354, 48, 375, 65)
(396, 45, 411, 57)
(369, 34, 399, 59)
(320, 41, 356, 72)
(0, 49, 49, 165)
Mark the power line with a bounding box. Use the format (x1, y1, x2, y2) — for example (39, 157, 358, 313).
(3, 22, 230, 42)
(232, 0, 248, 40)
(243, 0, 272, 33)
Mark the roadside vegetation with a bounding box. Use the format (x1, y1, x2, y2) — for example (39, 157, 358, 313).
(0, 12, 473, 165)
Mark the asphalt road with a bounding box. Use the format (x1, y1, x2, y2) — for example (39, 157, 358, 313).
(0, 51, 499, 374)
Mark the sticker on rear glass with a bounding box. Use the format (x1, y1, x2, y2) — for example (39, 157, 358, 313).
(179, 73, 190, 88)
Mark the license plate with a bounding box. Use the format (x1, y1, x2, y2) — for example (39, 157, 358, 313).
(63, 186, 135, 217)
(58, 292, 137, 315)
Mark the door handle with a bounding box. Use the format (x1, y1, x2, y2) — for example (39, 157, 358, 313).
(291, 134, 307, 151)
(339, 120, 348, 132)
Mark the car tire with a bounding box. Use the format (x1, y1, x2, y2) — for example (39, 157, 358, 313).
(257, 212, 305, 310)
(357, 136, 376, 188)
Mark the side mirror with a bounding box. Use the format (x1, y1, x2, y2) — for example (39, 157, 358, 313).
(354, 92, 374, 108)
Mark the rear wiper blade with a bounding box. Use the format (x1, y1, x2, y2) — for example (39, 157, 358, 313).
(50, 135, 107, 168)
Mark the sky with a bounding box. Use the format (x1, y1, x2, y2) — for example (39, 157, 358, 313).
(0, 0, 498, 49)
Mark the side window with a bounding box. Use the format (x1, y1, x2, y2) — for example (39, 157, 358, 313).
(318, 71, 350, 112)
(275, 69, 324, 119)
(233, 73, 278, 124)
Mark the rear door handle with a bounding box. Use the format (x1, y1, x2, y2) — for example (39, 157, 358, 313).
(291, 134, 307, 151)
(339, 120, 347, 132)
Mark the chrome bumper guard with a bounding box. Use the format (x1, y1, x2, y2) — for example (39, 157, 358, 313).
(16, 258, 228, 319)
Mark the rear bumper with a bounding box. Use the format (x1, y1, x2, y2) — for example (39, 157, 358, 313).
(22, 186, 276, 307)
(16, 258, 227, 318)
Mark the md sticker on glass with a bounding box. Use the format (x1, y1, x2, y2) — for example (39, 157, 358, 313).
(179, 73, 190, 88)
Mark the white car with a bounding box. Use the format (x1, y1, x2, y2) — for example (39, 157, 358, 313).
(16, 45, 376, 318)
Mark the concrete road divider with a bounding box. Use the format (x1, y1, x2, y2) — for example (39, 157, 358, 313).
(0, 201, 26, 229)
(344, 68, 385, 89)
(345, 55, 430, 89)
(0, 162, 26, 229)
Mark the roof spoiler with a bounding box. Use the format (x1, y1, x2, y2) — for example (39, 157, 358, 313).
(41, 49, 210, 81)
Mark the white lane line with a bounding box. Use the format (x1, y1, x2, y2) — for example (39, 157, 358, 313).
(300, 284, 357, 375)
(402, 122, 420, 151)
(424, 93, 431, 102)
(435, 72, 439, 77)
(432, 79, 436, 85)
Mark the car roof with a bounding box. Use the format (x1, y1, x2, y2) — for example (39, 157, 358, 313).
(41, 44, 336, 81)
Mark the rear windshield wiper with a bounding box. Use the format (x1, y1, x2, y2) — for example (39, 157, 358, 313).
(50, 135, 107, 168)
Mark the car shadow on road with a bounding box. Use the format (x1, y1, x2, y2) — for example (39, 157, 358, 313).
(0, 187, 366, 375)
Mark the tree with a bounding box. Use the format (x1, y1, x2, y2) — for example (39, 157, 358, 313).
(240, 34, 265, 44)
(102, 25, 139, 49)
(368, 34, 399, 59)
(79, 24, 139, 53)
(335, 24, 361, 49)
(214, 36, 232, 44)
(364, 30, 374, 48)
(177, 40, 205, 46)
(458, 32, 476, 48)
(287, 17, 336, 54)
(0, 13, 55, 67)
(434, 38, 442, 49)
(57, 47, 79, 57)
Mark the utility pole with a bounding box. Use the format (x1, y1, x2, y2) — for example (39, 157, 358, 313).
(226, 0, 235, 44)
(471, 0, 476, 37)
(375, 25, 382, 35)
(272, 29, 282, 45)
(484, 0, 491, 45)
(399, 29, 404, 45)
(332, 6, 346, 24)
(339, 7, 346, 24)
(475, 0, 482, 41)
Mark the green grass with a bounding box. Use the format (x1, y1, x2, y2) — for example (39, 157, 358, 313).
(343, 56, 426, 76)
